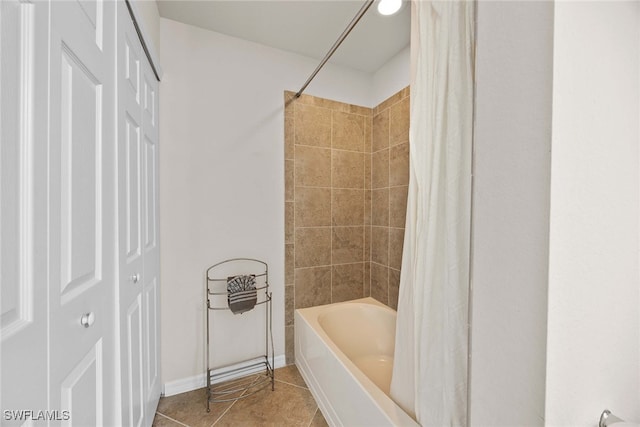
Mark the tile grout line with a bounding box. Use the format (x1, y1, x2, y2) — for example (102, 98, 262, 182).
(155, 412, 191, 427)
(362, 117, 367, 299)
(330, 109, 334, 304)
(210, 399, 237, 427)
(369, 113, 374, 297)
(291, 98, 296, 363)
(274, 378, 309, 391)
(388, 106, 392, 305)
(211, 375, 260, 427)
(307, 407, 319, 427)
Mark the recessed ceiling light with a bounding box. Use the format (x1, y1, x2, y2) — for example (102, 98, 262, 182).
(377, 0, 402, 16)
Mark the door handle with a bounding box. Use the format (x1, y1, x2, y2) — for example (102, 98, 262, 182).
(130, 273, 140, 284)
(80, 312, 95, 328)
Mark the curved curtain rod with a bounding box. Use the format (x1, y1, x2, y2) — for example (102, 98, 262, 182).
(295, 0, 375, 98)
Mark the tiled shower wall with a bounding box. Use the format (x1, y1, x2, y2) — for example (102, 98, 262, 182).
(284, 88, 410, 362)
(370, 88, 410, 309)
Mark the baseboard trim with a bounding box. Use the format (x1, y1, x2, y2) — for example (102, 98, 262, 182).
(162, 354, 287, 397)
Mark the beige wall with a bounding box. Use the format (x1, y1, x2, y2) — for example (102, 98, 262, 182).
(284, 87, 410, 362)
(159, 17, 374, 390)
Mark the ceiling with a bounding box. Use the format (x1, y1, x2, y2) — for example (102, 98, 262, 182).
(156, 0, 410, 73)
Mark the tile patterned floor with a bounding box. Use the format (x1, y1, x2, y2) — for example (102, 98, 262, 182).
(153, 365, 329, 427)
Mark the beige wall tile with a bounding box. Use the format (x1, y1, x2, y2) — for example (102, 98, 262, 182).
(364, 225, 371, 261)
(364, 116, 372, 153)
(389, 228, 405, 271)
(285, 325, 294, 364)
(348, 104, 372, 117)
(294, 266, 331, 308)
(287, 92, 387, 314)
(372, 188, 389, 227)
(388, 269, 400, 310)
(285, 105, 294, 160)
(373, 110, 390, 152)
(364, 153, 371, 189)
(332, 263, 364, 303)
(295, 103, 331, 148)
(332, 150, 364, 189)
(371, 226, 389, 265)
(389, 185, 408, 228)
(370, 262, 389, 305)
(298, 94, 342, 112)
(332, 226, 364, 264)
(371, 149, 389, 189)
(364, 262, 371, 296)
(389, 142, 409, 187)
(295, 227, 331, 268)
(285, 243, 294, 284)
(331, 189, 364, 226)
(332, 111, 365, 152)
(285, 202, 294, 244)
(390, 96, 410, 145)
(364, 189, 371, 226)
(285, 284, 294, 326)
(295, 187, 331, 227)
(285, 160, 294, 202)
(295, 145, 331, 187)
(293, 93, 316, 106)
(375, 89, 407, 115)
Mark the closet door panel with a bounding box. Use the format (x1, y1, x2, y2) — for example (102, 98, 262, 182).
(60, 340, 104, 427)
(125, 113, 142, 262)
(117, 2, 146, 424)
(0, 0, 49, 421)
(117, 4, 161, 424)
(143, 278, 160, 399)
(48, 0, 117, 424)
(141, 57, 161, 420)
(125, 294, 144, 427)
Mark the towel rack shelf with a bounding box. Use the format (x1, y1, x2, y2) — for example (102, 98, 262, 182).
(205, 258, 274, 412)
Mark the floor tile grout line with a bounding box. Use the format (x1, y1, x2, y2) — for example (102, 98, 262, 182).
(210, 400, 237, 427)
(307, 407, 319, 427)
(211, 374, 260, 427)
(155, 412, 191, 427)
(274, 378, 309, 391)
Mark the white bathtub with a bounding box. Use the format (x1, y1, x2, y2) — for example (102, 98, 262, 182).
(295, 298, 418, 427)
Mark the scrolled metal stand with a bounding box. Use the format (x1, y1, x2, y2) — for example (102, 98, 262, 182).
(205, 258, 274, 412)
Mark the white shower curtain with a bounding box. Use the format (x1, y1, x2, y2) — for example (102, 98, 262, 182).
(389, 1, 475, 426)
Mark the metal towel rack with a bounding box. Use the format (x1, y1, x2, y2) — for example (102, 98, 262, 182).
(205, 258, 274, 412)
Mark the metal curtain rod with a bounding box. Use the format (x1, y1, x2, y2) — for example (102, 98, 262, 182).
(295, 0, 375, 98)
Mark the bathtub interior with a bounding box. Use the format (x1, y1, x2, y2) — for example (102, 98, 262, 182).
(295, 297, 419, 427)
(317, 303, 396, 394)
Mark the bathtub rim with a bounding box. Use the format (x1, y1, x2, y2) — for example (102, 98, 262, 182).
(294, 297, 418, 427)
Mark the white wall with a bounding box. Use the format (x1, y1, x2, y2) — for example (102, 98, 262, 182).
(159, 17, 373, 389)
(372, 44, 410, 106)
(545, 2, 640, 424)
(470, 2, 553, 425)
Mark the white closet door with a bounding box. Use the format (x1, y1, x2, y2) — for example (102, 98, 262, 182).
(141, 47, 161, 422)
(48, 0, 117, 425)
(0, 0, 49, 423)
(117, 6, 145, 426)
(117, 3, 160, 426)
